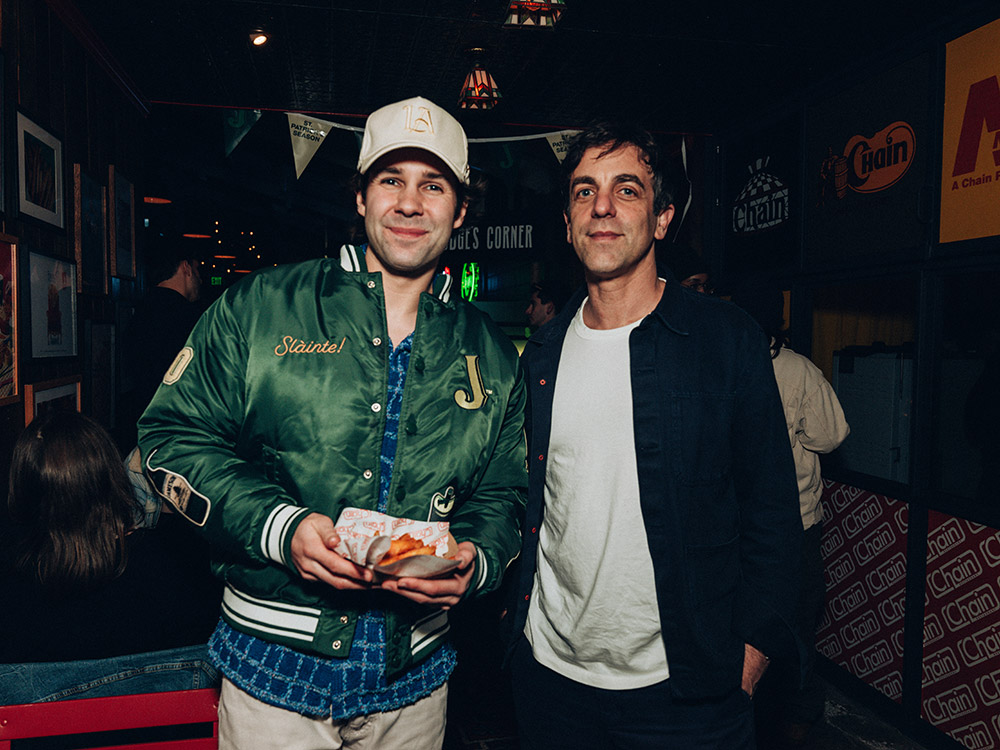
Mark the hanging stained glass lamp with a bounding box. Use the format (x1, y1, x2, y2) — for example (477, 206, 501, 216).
(458, 50, 501, 110)
(503, 0, 565, 27)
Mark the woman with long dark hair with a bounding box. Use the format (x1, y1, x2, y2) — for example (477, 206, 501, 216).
(0, 411, 220, 704)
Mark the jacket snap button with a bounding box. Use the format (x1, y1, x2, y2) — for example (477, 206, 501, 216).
(539, 379, 546, 385)
(333, 640, 342, 649)
(531, 527, 537, 534)
(363, 469, 373, 479)
(367, 281, 376, 289)
(524, 594, 530, 601)
(372, 337, 382, 346)
(340, 615, 349, 624)
(371, 403, 381, 413)
(537, 454, 544, 461)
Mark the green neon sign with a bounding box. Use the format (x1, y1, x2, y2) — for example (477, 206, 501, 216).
(460, 263, 480, 301)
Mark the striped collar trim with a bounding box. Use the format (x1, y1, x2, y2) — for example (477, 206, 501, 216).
(338, 244, 453, 303)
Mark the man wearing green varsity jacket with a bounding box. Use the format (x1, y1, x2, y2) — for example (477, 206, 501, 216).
(138, 96, 526, 750)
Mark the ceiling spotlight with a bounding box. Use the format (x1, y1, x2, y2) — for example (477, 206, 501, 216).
(249, 28, 270, 47)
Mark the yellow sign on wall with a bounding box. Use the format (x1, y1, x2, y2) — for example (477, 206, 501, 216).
(941, 17, 1000, 244)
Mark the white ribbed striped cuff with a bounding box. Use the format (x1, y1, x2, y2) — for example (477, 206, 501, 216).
(260, 504, 311, 567)
(474, 546, 489, 591)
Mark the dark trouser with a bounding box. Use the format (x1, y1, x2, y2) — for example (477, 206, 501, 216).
(754, 523, 827, 731)
(510, 636, 755, 750)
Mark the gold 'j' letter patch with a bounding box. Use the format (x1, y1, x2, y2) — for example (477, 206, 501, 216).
(163, 347, 194, 385)
(454, 355, 488, 410)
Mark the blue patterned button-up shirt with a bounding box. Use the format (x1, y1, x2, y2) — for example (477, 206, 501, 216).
(209, 332, 455, 718)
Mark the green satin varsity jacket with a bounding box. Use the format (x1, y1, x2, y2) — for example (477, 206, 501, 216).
(138, 245, 527, 679)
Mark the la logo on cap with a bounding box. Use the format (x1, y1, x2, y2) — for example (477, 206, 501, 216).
(404, 103, 434, 134)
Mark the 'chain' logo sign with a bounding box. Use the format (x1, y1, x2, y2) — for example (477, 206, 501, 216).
(865, 553, 906, 596)
(943, 584, 999, 631)
(954, 721, 992, 750)
(924, 685, 978, 724)
(830, 581, 869, 620)
(854, 522, 895, 565)
(974, 666, 1000, 707)
(928, 551, 983, 599)
(842, 497, 882, 538)
(841, 611, 880, 649)
(923, 646, 961, 687)
(958, 623, 1000, 668)
(928, 518, 966, 561)
(850, 640, 892, 678)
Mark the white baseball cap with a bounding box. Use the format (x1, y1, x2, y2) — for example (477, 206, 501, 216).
(357, 96, 470, 185)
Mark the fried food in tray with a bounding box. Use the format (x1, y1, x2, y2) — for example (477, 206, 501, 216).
(374, 533, 460, 578)
(380, 534, 436, 565)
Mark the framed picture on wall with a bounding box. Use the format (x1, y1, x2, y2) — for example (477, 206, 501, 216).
(28, 251, 77, 358)
(17, 113, 64, 228)
(73, 165, 108, 294)
(0, 235, 19, 406)
(23, 375, 81, 426)
(108, 165, 135, 279)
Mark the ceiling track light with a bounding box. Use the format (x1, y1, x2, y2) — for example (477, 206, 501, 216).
(249, 28, 270, 47)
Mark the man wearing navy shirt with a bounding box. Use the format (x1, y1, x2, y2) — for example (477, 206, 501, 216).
(507, 123, 802, 749)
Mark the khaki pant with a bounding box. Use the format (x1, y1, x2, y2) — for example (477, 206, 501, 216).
(218, 678, 448, 750)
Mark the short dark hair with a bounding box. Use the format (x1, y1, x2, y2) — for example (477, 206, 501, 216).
(146, 234, 199, 286)
(7, 411, 135, 589)
(530, 280, 571, 315)
(562, 122, 674, 214)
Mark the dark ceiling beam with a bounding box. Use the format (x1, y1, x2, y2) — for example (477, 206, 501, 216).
(44, 0, 151, 116)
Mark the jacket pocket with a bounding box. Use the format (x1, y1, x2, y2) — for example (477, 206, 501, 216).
(685, 535, 740, 659)
(668, 392, 734, 485)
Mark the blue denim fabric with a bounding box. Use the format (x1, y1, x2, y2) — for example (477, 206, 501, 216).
(125, 445, 162, 529)
(0, 644, 218, 704)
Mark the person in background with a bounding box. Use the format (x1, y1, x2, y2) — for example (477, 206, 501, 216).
(506, 122, 802, 750)
(138, 96, 526, 750)
(659, 242, 712, 293)
(524, 280, 570, 333)
(0, 411, 220, 704)
(731, 281, 849, 748)
(118, 236, 203, 452)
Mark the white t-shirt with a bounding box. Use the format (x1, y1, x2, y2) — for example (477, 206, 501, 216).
(525, 301, 669, 689)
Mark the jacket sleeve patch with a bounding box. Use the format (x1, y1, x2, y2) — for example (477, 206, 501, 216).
(163, 346, 194, 385)
(428, 485, 456, 522)
(144, 450, 211, 526)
